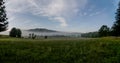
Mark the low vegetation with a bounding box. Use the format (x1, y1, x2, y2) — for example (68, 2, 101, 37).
(0, 37, 120, 63)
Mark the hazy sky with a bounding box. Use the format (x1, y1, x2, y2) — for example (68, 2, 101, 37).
(5, 0, 120, 32)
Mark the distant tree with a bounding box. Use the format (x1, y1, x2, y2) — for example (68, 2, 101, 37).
(98, 25, 110, 37)
(9, 28, 22, 38)
(45, 36, 48, 39)
(31, 33, 36, 39)
(112, 2, 120, 36)
(16, 29, 22, 38)
(9, 27, 17, 37)
(0, 0, 8, 32)
(29, 34, 32, 38)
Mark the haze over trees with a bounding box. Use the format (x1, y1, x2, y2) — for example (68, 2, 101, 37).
(0, 0, 8, 32)
(29, 33, 36, 39)
(81, 32, 99, 38)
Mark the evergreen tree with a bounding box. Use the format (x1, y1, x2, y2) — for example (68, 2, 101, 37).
(98, 25, 110, 37)
(0, 0, 8, 32)
(112, 2, 120, 36)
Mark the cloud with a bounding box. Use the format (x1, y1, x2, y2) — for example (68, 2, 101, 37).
(5, 0, 88, 27)
(52, 17, 68, 27)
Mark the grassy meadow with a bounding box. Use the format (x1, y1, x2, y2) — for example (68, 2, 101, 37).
(0, 37, 120, 63)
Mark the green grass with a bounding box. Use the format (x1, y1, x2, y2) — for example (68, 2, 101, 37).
(0, 37, 120, 63)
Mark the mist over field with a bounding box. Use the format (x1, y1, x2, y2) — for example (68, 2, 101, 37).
(0, 30, 81, 37)
(0, 0, 120, 63)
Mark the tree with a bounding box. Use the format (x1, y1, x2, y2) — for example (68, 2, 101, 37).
(29, 34, 32, 38)
(0, 0, 8, 32)
(45, 36, 48, 39)
(9, 28, 22, 38)
(16, 29, 22, 38)
(31, 33, 36, 39)
(9, 27, 17, 37)
(98, 25, 110, 37)
(112, 2, 120, 36)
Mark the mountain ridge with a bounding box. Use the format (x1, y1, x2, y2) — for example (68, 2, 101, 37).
(27, 28, 58, 32)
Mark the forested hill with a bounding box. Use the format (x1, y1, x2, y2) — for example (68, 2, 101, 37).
(27, 28, 58, 32)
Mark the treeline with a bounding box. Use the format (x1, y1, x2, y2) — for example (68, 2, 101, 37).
(81, 24, 120, 38)
(81, 32, 99, 38)
(81, 25, 111, 38)
(98, 2, 120, 37)
(82, 2, 120, 38)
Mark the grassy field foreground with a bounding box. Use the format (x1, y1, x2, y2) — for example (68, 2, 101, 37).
(0, 37, 120, 63)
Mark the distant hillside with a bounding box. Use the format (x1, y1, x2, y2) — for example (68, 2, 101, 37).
(27, 28, 57, 32)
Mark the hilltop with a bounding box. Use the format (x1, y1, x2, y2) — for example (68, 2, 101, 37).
(27, 28, 58, 32)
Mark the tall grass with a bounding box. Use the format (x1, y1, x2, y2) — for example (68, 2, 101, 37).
(0, 38, 120, 63)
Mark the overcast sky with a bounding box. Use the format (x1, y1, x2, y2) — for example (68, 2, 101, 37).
(5, 0, 120, 32)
